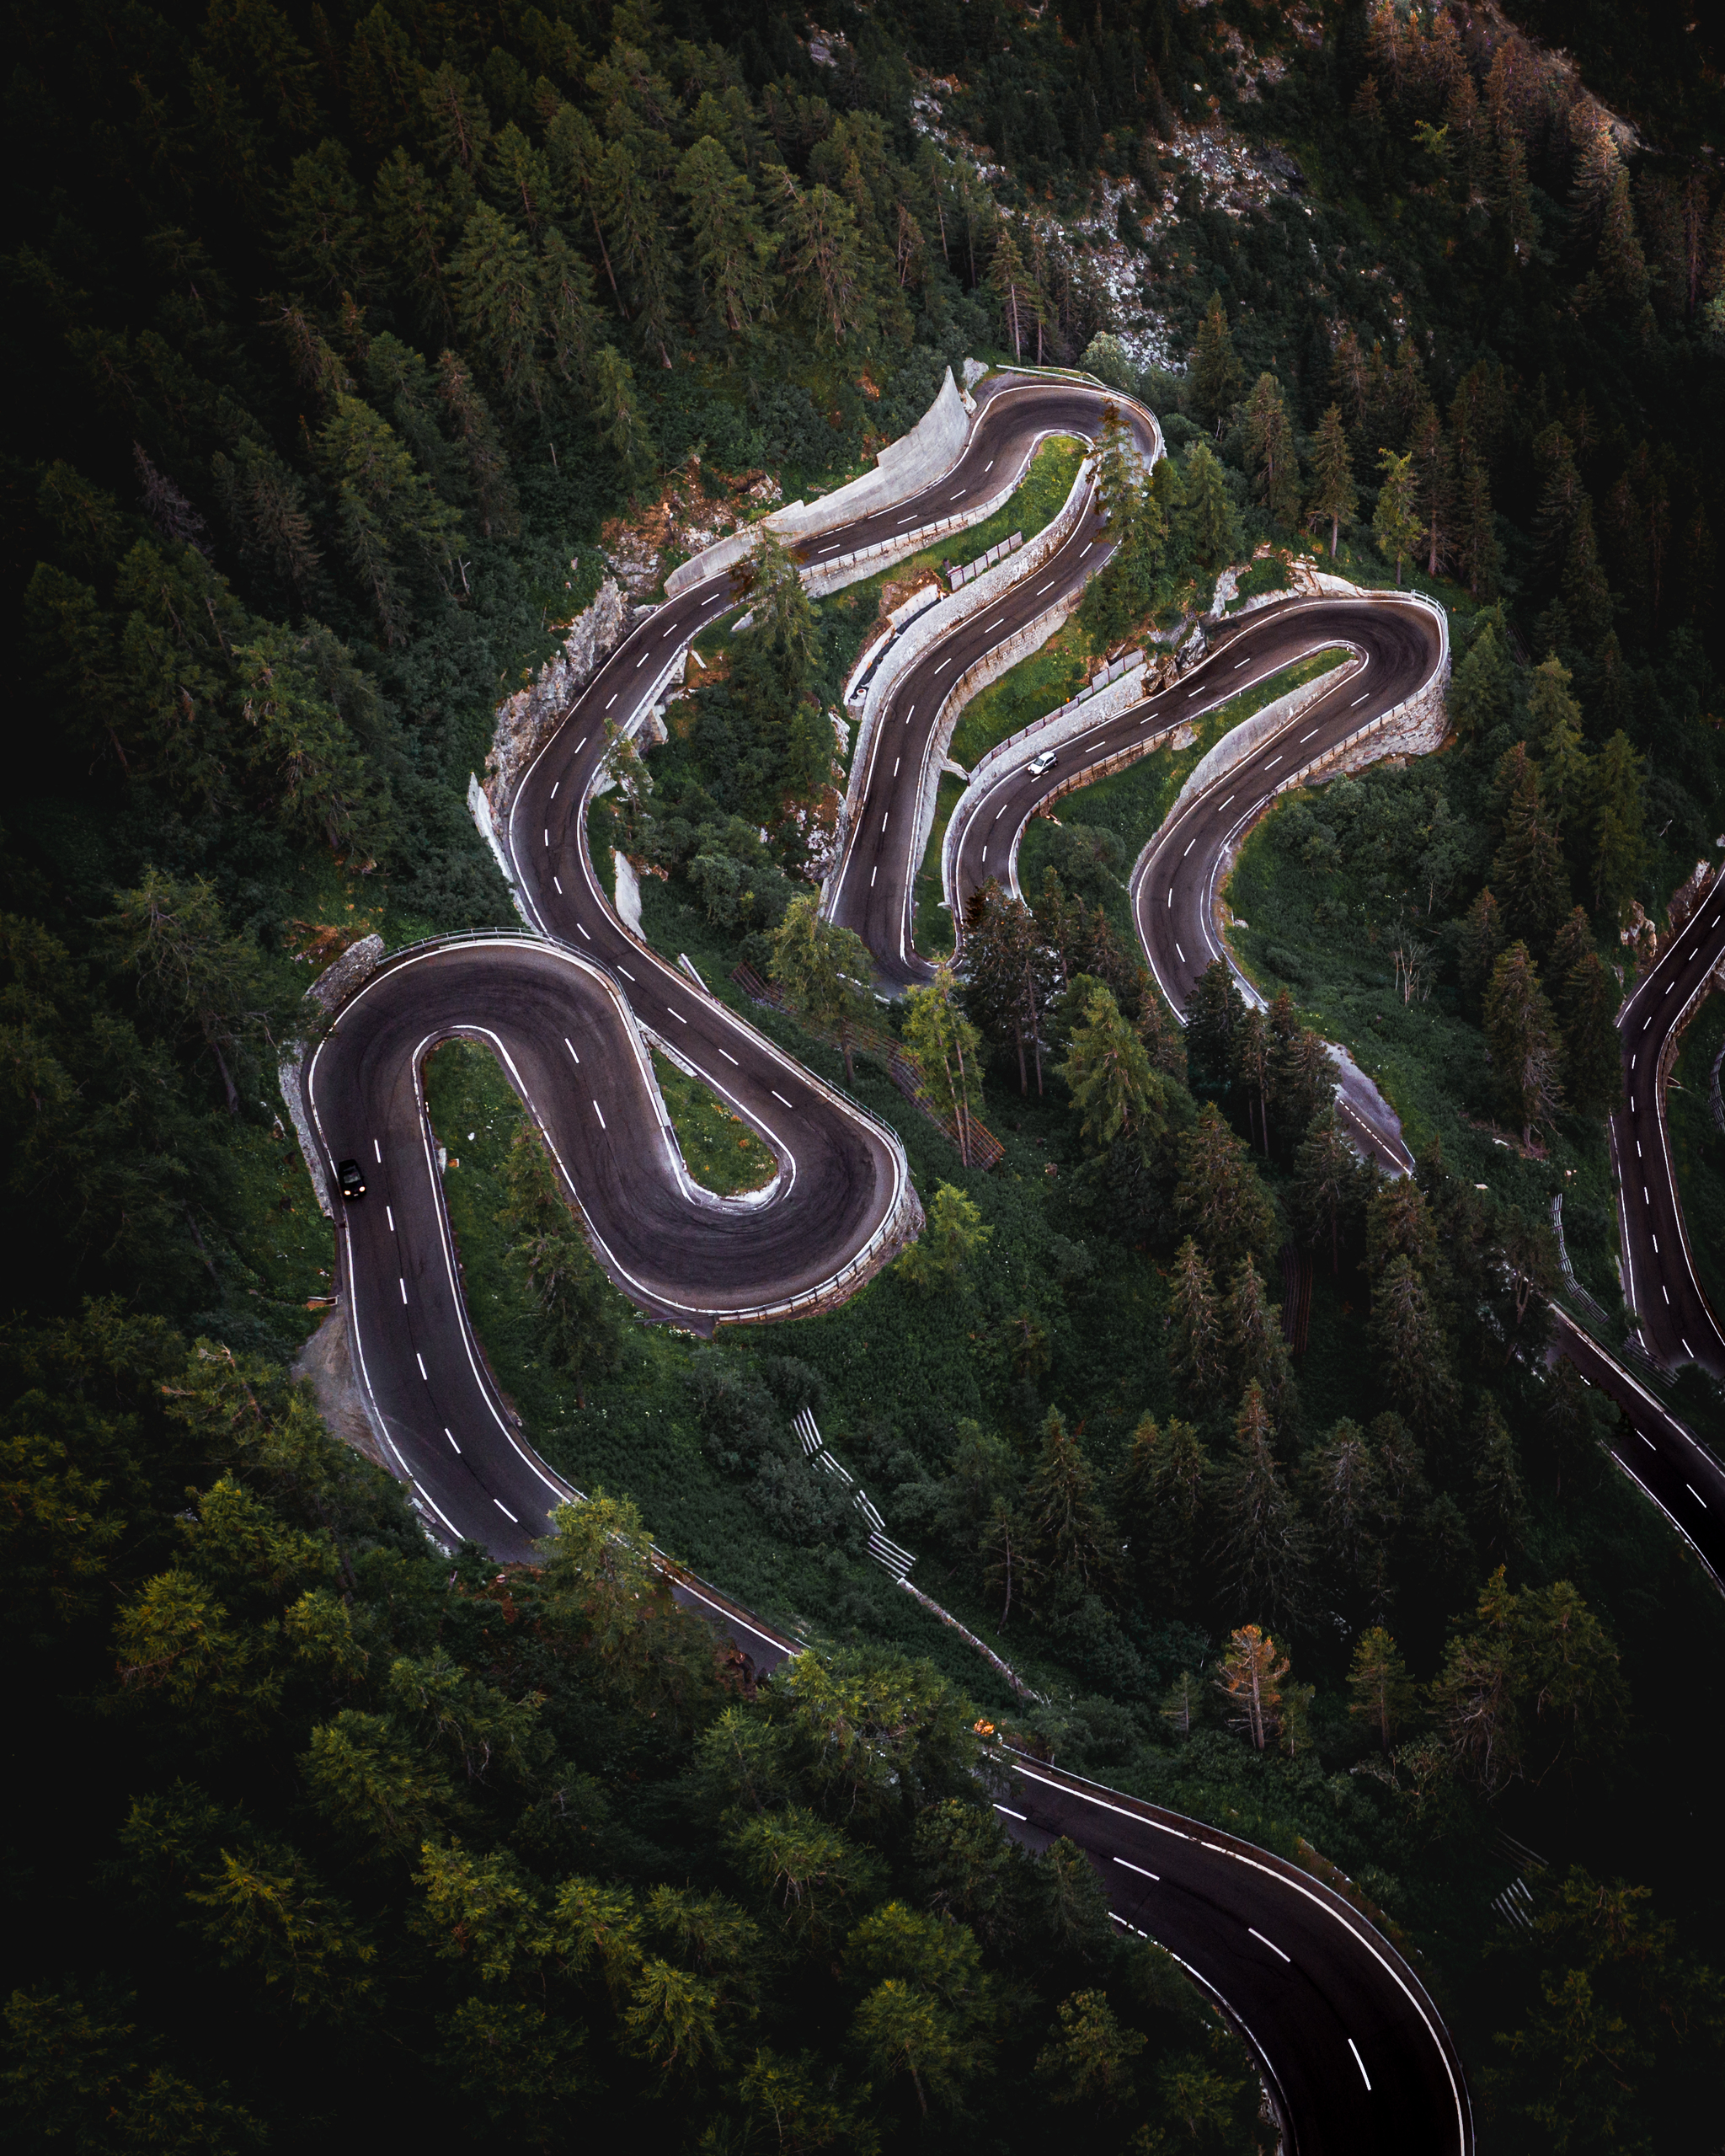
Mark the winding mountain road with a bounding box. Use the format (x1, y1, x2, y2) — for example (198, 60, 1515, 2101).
(291, 366, 1725, 2155)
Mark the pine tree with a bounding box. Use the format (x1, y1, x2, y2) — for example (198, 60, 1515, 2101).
(1290, 1111, 1362, 1274)
(1454, 458, 1502, 598)
(1059, 981, 1164, 1153)
(905, 965, 985, 1169)
(1492, 747, 1571, 954)
(1448, 608, 1514, 740)
(1116, 1414, 1204, 1608)
(1408, 403, 1454, 578)
(961, 880, 1054, 1094)
(1348, 1625, 1415, 1750)
(1549, 930, 1620, 1114)
(1366, 1175, 1439, 1285)
(1484, 942, 1565, 1146)
(1242, 372, 1300, 529)
(1192, 292, 1244, 436)
(1459, 886, 1506, 1019)
(1470, 1396, 1526, 1559)
(1214, 1624, 1290, 1751)
(769, 170, 869, 346)
(1303, 1418, 1379, 1584)
(435, 351, 517, 539)
(1185, 959, 1245, 1092)
(588, 345, 655, 491)
(1168, 1238, 1224, 1412)
(1372, 447, 1423, 585)
(986, 221, 1031, 360)
(676, 136, 775, 339)
(1530, 658, 1590, 832)
(1272, 1026, 1337, 1155)
(315, 393, 459, 642)
(598, 141, 678, 367)
(1214, 1383, 1307, 1625)
(1306, 404, 1357, 557)
(451, 203, 544, 413)
(277, 138, 371, 299)
(1584, 732, 1646, 922)
(1174, 1104, 1277, 1281)
(1177, 442, 1242, 571)
(538, 230, 605, 390)
(768, 895, 875, 1084)
(499, 1126, 623, 1404)
(419, 61, 492, 175)
(1223, 1255, 1295, 1420)
(1231, 1003, 1272, 1152)
(1370, 1255, 1458, 1439)
(373, 149, 457, 334)
(1597, 167, 1649, 304)
(546, 101, 622, 302)
(1023, 1410, 1118, 1607)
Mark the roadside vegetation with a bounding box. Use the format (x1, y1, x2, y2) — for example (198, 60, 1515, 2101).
(6, 0, 1725, 2144)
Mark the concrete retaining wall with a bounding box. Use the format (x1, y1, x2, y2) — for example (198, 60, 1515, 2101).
(824, 452, 1096, 912)
(483, 579, 631, 817)
(665, 367, 973, 598)
(1172, 648, 1361, 810)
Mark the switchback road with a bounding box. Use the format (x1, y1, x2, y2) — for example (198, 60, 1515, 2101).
(290, 366, 1725, 2156)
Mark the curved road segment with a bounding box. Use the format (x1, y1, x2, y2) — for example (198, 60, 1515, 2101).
(290, 368, 1725, 2155)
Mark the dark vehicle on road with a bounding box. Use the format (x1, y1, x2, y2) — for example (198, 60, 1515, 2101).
(336, 1158, 366, 1201)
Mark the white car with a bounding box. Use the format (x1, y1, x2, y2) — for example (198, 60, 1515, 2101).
(1027, 749, 1057, 778)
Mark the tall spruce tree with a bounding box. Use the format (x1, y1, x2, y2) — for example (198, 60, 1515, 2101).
(1306, 404, 1357, 557)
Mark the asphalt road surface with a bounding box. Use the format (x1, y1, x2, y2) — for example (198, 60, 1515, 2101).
(280, 370, 1725, 2156)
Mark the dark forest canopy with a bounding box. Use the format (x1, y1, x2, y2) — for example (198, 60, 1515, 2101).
(5, 2, 1725, 2150)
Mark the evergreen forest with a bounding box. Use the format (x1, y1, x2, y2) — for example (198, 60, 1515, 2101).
(4, 0, 1725, 2149)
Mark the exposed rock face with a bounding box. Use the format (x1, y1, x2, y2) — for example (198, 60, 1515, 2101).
(307, 932, 385, 1016)
(483, 578, 631, 817)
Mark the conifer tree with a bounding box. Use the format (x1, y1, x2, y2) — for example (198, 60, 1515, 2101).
(1060, 981, 1163, 1153)
(1409, 404, 1454, 578)
(1215, 1624, 1290, 1751)
(538, 231, 605, 390)
(547, 101, 622, 302)
(1598, 168, 1650, 304)
(588, 345, 655, 491)
(1459, 886, 1507, 1019)
(1370, 1255, 1458, 1440)
(598, 141, 678, 366)
(770, 171, 869, 345)
(768, 896, 875, 1084)
(1214, 1382, 1307, 1625)
(499, 1126, 623, 1403)
(905, 966, 985, 1169)
(1174, 1105, 1277, 1281)
(676, 136, 775, 339)
(1185, 959, 1245, 1091)
(1223, 1255, 1296, 1421)
(1290, 1111, 1363, 1274)
(1584, 732, 1646, 922)
(1347, 1626, 1414, 1750)
(987, 222, 1031, 360)
(1115, 1414, 1204, 1608)
(418, 62, 491, 174)
(316, 393, 459, 641)
(435, 351, 517, 539)
(1372, 447, 1423, 585)
(1023, 1410, 1118, 1607)
(1454, 458, 1502, 597)
(1485, 941, 1565, 1146)
(278, 138, 371, 300)
(1447, 607, 1514, 739)
(1168, 1238, 1224, 1412)
(1492, 747, 1571, 954)
(1178, 442, 1242, 570)
(1192, 292, 1244, 435)
(1306, 404, 1356, 557)
(1242, 372, 1300, 528)
(374, 149, 457, 334)
(451, 203, 544, 412)
(1470, 1395, 1527, 1559)
(1303, 1419, 1379, 1584)
(961, 880, 1053, 1096)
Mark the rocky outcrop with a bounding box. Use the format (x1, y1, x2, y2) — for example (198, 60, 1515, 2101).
(307, 932, 385, 1016)
(483, 578, 631, 817)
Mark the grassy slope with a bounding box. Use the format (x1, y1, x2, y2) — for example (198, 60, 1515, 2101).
(651, 1046, 775, 1196)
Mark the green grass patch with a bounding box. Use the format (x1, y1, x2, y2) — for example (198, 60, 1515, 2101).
(937, 435, 1084, 574)
(652, 1046, 775, 1195)
(1011, 647, 1349, 959)
(948, 611, 1099, 769)
(1667, 992, 1725, 1328)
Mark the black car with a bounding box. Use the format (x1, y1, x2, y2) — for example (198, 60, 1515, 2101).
(336, 1158, 366, 1201)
